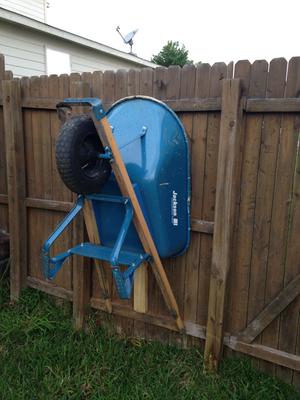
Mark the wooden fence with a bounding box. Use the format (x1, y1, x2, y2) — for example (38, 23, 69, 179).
(0, 53, 299, 386)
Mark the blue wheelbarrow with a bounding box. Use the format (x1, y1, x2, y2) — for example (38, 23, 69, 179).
(42, 96, 190, 303)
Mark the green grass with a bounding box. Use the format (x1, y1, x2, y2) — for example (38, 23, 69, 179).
(0, 276, 299, 400)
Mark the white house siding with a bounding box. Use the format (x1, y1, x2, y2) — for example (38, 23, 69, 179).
(0, 19, 152, 78)
(0, 0, 46, 22)
(68, 46, 143, 73)
(0, 20, 45, 76)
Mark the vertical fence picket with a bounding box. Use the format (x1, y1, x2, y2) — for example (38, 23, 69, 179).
(0, 54, 4, 79)
(258, 58, 287, 374)
(91, 70, 103, 99)
(196, 63, 227, 330)
(3, 79, 27, 299)
(0, 55, 9, 232)
(69, 76, 93, 330)
(49, 74, 72, 290)
(115, 69, 127, 100)
(231, 62, 268, 337)
(56, 73, 74, 291)
(289, 142, 300, 387)
(178, 64, 197, 347)
(188, 63, 211, 348)
(102, 70, 128, 335)
(276, 57, 300, 383)
(247, 60, 273, 324)
(140, 68, 153, 96)
(226, 60, 252, 334)
(127, 69, 140, 96)
(90, 70, 113, 301)
(27, 77, 44, 281)
(103, 70, 115, 105)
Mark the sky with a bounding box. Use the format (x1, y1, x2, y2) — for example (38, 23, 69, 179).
(46, 0, 299, 65)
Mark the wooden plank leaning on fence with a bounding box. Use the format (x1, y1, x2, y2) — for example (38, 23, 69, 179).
(2, 79, 27, 300)
(204, 78, 243, 371)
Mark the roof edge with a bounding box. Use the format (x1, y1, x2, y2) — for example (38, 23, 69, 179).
(0, 7, 157, 68)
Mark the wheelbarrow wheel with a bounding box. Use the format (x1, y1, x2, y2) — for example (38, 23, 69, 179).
(56, 114, 111, 194)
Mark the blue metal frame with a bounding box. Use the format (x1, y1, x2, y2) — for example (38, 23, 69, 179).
(86, 194, 133, 266)
(42, 193, 149, 299)
(42, 195, 85, 279)
(56, 97, 106, 121)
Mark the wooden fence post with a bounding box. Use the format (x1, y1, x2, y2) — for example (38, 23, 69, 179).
(204, 78, 243, 371)
(2, 79, 27, 300)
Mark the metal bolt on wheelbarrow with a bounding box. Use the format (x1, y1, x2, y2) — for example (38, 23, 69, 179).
(42, 96, 190, 330)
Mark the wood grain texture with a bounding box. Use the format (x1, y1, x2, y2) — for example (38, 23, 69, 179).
(0, 195, 8, 204)
(276, 58, 300, 383)
(83, 199, 112, 313)
(246, 97, 300, 112)
(238, 273, 300, 344)
(3, 94, 300, 113)
(133, 265, 148, 313)
(0, 60, 9, 234)
(204, 79, 243, 371)
(180, 66, 197, 308)
(197, 63, 227, 331)
(90, 71, 113, 305)
(227, 61, 267, 337)
(257, 58, 287, 375)
(268, 58, 300, 382)
(226, 60, 251, 335)
(109, 69, 134, 337)
(225, 337, 300, 372)
(27, 276, 73, 301)
(70, 79, 92, 330)
(2, 79, 27, 299)
(179, 64, 198, 348)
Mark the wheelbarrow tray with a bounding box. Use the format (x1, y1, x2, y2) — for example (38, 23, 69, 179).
(93, 96, 190, 258)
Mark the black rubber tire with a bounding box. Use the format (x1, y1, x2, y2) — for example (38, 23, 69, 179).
(56, 114, 111, 194)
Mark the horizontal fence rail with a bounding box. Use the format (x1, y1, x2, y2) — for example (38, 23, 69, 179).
(2, 96, 300, 113)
